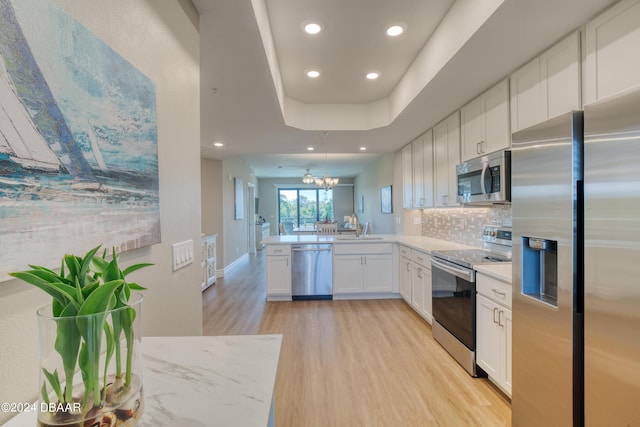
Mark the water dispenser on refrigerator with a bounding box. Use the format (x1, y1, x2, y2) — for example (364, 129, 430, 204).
(521, 237, 558, 307)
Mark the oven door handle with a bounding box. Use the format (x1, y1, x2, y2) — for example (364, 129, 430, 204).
(431, 257, 475, 282)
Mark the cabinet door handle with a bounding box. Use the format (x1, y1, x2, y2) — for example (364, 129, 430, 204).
(364, 257, 367, 265)
(493, 307, 499, 324)
(477, 142, 481, 154)
(492, 288, 506, 297)
(498, 310, 504, 327)
(407, 262, 411, 272)
(417, 268, 423, 279)
(286, 258, 289, 267)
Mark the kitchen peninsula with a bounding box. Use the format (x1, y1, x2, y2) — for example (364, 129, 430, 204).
(263, 234, 473, 302)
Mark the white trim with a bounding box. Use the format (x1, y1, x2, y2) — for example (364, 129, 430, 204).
(223, 253, 249, 276)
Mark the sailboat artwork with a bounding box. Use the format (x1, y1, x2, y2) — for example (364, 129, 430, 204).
(0, 0, 160, 281)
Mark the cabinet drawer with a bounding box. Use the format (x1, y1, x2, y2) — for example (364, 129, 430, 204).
(398, 245, 411, 259)
(477, 274, 512, 308)
(411, 250, 430, 268)
(266, 245, 291, 256)
(333, 243, 393, 255)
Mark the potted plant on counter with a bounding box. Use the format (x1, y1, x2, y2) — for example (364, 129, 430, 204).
(10, 245, 151, 427)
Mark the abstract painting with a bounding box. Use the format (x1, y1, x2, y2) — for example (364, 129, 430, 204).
(0, 0, 159, 281)
(381, 185, 392, 214)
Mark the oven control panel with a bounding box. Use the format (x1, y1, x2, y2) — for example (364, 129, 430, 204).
(482, 225, 512, 246)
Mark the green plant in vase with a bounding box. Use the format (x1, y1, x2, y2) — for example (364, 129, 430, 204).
(10, 245, 152, 427)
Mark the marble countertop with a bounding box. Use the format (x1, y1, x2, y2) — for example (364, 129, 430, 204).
(474, 263, 513, 283)
(4, 335, 282, 427)
(262, 234, 474, 254)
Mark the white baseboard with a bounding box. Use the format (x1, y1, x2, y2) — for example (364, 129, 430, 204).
(223, 253, 249, 276)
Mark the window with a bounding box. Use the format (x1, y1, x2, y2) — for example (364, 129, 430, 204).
(278, 188, 334, 231)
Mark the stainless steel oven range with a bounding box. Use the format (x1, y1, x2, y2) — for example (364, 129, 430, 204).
(430, 225, 512, 376)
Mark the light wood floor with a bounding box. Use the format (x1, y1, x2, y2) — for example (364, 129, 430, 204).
(203, 252, 511, 427)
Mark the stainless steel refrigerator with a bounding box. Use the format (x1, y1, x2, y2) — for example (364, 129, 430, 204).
(511, 85, 640, 426)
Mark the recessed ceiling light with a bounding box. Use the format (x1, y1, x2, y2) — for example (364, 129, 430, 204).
(307, 147, 315, 151)
(302, 21, 323, 35)
(360, 147, 367, 151)
(306, 69, 321, 78)
(213, 142, 224, 147)
(385, 24, 405, 37)
(366, 72, 380, 80)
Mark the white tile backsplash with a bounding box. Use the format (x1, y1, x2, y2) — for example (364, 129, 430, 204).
(421, 205, 512, 248)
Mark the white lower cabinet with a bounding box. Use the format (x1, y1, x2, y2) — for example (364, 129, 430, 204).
(333, 255, 365, 293)
(363, 254, 394, 292)
(411, 250, 432, 323)
(476, 273, 512, 397)
(265, 245, 291, 299)
(399, 254, 412, 303)
(333, 243, 393, 296)
(398, 246, 432, 324)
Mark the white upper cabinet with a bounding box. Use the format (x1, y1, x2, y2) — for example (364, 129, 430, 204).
(461, 78, 510, 161)
(434, 112, 460, 207)
(412, 129, 434, 209)
(511, 32, 580, 132)
(510, 57, 544, 132)
(402, 144, 413, 209)
(584, 0, 640, 105)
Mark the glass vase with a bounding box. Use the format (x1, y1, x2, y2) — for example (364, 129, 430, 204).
(36, 293, 144, 427)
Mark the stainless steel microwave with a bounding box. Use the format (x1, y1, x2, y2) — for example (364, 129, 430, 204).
(456, 150, 511, 204)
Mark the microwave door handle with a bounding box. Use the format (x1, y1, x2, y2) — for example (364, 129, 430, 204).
(480, 161, 489, 200)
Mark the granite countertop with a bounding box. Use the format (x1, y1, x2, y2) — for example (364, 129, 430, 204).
(474, 263, 513, 284)
(4, 335, 282, 427)
(262, 234, 475, 254)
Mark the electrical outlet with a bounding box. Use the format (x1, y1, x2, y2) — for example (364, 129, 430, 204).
(172, 240, 194, 271)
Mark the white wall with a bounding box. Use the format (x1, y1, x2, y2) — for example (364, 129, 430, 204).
(353, 154, 396, 234)
(221, 157, 257, 269)
(0, 1, 202, 423)
(201, 158, 223, 270)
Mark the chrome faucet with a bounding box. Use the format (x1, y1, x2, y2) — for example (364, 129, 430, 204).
(351, 213, 361, 237)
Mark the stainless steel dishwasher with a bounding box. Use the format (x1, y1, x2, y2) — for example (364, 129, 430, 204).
(291, 244, 333, 300)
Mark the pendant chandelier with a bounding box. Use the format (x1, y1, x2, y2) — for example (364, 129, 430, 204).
(302, 169, 315, 184)
(315, 171, 339, 190)
(315, 150, 339, 190)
